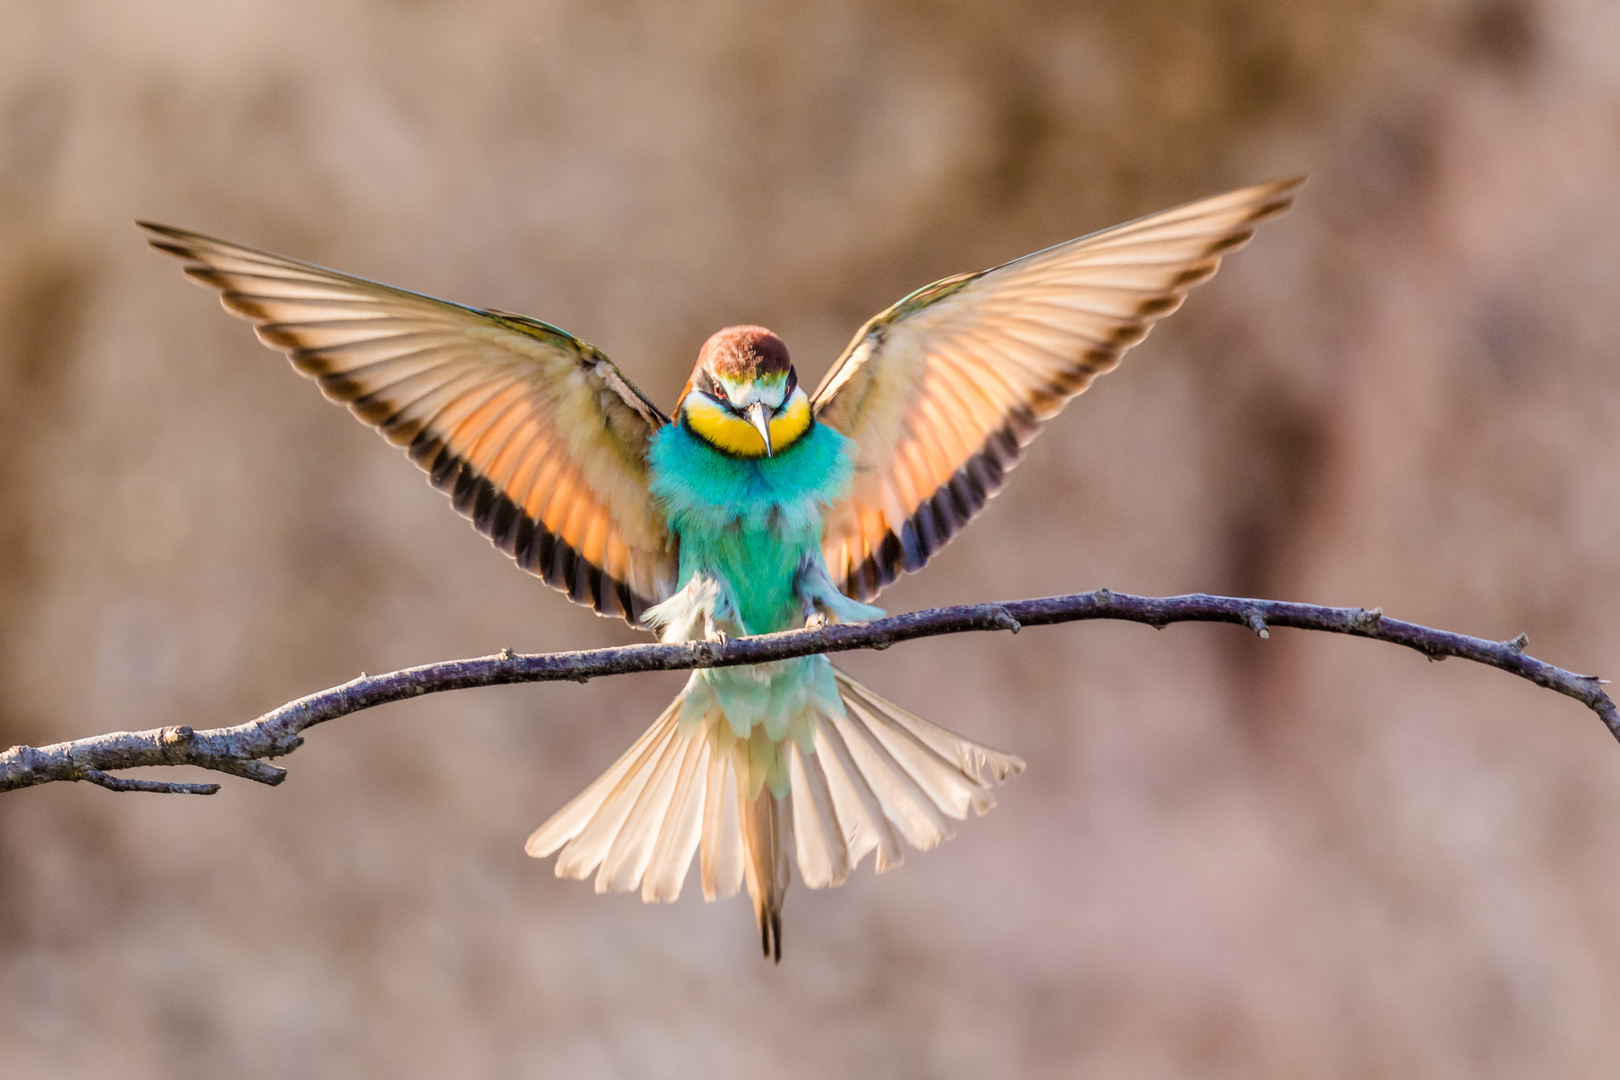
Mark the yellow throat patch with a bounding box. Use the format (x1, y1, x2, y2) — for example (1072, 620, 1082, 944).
(683, 392, 813, 458)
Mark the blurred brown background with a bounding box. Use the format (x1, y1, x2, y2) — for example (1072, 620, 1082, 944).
(3, 0, 1620, 1075)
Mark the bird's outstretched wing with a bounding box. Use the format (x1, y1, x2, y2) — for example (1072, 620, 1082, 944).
(142, 224, 678, 623)
(812, 177, 1303, 601)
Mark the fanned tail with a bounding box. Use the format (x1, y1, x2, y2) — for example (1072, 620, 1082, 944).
(803, 669, 1024, 880)
(524, 665, 1023, 960)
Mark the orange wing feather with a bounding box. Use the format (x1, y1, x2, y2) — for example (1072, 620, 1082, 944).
(141, 223, 678, 623)
(813, 177, 1304, 601)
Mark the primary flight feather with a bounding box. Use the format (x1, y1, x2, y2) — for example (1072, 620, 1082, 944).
(143, 175, 1301, 960)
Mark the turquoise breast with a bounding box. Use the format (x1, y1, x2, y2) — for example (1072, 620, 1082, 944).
(648, 419, 854, 636)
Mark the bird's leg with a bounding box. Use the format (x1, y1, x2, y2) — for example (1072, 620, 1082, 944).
(795, 555, 886, 626)
(703, 611, 730, 646)
(799, 582, 829, 629)
(705, 573, 746, 644)
(642, 569, 745, 644)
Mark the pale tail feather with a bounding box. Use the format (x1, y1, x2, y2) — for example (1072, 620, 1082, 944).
(525, 666, 1023, 957)
(789, 740, 848, 889)
(526, 701, 683, 881)
(641, 733, 709, 903)
(594, 716, 688, 893)
(816, 671, 1025, 860)
(700, 751, 744, 901)
(810, 708, 904, 872)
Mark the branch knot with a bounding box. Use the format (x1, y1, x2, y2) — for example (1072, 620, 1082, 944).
(990, 607, 1021, 634)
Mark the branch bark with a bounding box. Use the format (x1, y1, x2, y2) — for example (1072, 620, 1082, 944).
(3, 589, 1614, 794)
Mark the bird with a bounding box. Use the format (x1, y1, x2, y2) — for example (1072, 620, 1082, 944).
(141, 175, 1301, 960)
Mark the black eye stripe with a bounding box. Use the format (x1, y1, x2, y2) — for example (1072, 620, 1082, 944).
(695, 389, 741, 416)
(690, 371, 745, 415)
(690, 370, 801, 415)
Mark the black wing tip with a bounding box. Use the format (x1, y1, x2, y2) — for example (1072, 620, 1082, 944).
(1240, 175, 1308, 205)
(148, 239, 197, 263)
(1260, 173, 1309, 194)
(141, 225, 232, 272)
(182, 265, 231, 287)
(1245, 174, 1309, 220)
(135, 219, 181, 237)
(137, 221, 214, 252)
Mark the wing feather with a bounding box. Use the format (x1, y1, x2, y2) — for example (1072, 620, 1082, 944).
(813, 177, 1302, 600)
(142, 223, 677, 622)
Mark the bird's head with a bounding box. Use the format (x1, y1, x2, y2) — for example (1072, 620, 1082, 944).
(677, 325, 813, 459)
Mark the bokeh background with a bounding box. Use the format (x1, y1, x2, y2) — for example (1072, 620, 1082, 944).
(3, 0, 1620, 1075)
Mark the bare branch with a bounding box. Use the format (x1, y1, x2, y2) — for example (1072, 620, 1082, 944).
(3, 589, 1614, 795)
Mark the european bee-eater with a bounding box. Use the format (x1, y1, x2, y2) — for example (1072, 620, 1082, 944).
(143, 176, 1300, 960)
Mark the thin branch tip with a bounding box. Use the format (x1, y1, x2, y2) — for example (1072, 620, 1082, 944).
(81, 768, 219, 795)
(211, 759, 289, 786)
